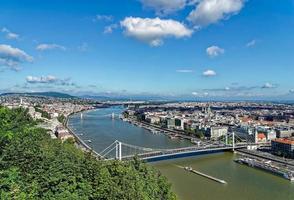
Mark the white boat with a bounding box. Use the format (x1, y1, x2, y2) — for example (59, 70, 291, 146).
(284, 173, 294, 181)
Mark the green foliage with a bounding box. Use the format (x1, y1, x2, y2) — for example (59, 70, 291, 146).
(57, 114, 66, 124)
(34, 106, 51, 119)
(0, 107, 177, 200)
(185, 128, 205, 139)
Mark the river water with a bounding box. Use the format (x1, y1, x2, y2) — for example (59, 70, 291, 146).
(68, 106, 294, 200)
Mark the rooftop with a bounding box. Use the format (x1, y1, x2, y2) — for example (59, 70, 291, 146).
(272, 137, 294, 145)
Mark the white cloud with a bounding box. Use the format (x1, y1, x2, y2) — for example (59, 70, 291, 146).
(120, 17, 193, 46)
(176, 69, 194, 73)
(246, 39, 256, 47)
(140, 0, 196, 15)
(95, 14, 113, 22)
(206, 45, 224, 57)
(26, 75, 58, 84)
(104, 24, 118, 34)
(192, 91, 198, 96)
(262, 82, 276, 89)
(6, 33, 19, 40)
(0, 44, 33, 71)
(203, 69, 216, 76)
(187, 0, 245, 27)
(289, 89, 294, 93)
(26, 75, 75, 86)
(1, 27, 19, 40)
(36, 44, 66, 51)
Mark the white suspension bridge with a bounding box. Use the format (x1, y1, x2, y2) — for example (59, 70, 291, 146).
(88, 132, 266, 162)
(80, 112, 121, 120)
(74, 113, 267, 162)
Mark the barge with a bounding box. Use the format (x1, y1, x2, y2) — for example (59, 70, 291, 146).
(235, 157, 294, 181)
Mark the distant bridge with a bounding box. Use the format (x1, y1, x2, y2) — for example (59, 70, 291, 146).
(79, 112, 121, 120)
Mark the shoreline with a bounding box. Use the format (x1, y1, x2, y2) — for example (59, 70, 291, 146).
(65, 106, 197, 160)
(124, 117, 202, 145)
(65, 108, 103, 159)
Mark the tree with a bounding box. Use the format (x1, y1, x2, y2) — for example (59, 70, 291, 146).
(0, 107, 177, 200)
(57, 114, 66, 124)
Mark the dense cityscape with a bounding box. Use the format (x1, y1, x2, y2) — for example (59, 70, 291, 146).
(1, 94, 294, 183)
(1, 0, 294, 199)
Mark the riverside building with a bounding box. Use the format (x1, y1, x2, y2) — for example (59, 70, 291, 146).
(271, 137, 294, 158)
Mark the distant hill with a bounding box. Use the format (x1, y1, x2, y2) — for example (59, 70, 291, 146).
(0, 92, 76, 99)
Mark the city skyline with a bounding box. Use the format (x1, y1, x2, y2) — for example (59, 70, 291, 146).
(1, 0, 294, 100)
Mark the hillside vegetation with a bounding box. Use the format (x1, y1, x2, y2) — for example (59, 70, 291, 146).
(0, 106, 176, 200)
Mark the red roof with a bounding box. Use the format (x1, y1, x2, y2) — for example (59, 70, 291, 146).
(273, 138, 294, 145)
(258, 133, 266, 139)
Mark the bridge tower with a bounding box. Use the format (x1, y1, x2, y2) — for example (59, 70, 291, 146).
(115, 141, 122, 161)
(232, 132, 235, 151)
(255, 129, 258, 144)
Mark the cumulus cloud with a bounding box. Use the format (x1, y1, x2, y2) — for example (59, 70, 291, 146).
(191, 91, 211, 97)
(187, 0, 245, 27)
(1, 27, 19, 40)
(36, 43, 66, 51)
(262, 82, 277, 89)
(0, 44, 33, 71)
(203, 69, 216, 77)
(140, 0, 197, 15)
(104, 24, 118, 34)
(246, 39, 256, 47)
(192, 91, 199, 96)
(26, 75, 75, 86)
(26, 75, 58, 84)
(206, 45, 224, 57)
(120, 17, 193, 46)
(176, 69, 194, 73)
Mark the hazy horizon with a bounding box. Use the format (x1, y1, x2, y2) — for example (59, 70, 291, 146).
(1, 0, 294, 100)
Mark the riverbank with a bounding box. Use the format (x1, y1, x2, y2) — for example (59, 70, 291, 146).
(236, 148, 294, 167)
(124, 116, 203, 146)
(65, 108, 103, 159)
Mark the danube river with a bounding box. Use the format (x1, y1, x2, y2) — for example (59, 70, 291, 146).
(68, 106, 294, 200)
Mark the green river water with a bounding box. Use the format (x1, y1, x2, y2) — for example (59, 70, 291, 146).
(68, 107, 294, 200)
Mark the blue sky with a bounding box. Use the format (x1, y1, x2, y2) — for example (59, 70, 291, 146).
(0, 0, 294, 100)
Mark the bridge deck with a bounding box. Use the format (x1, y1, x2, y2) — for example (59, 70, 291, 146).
(120, 145, 246, 162)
